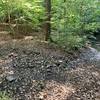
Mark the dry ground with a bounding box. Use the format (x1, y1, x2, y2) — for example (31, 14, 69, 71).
(0, 36, 100, 100)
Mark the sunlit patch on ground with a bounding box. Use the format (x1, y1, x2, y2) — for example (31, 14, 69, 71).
(38, 80, 75, 100)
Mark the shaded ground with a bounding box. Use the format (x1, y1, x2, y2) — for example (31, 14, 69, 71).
(0, 37, 100, 100)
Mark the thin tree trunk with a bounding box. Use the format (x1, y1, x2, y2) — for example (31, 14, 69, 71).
(64, 0, 66, 34)
(44, 0, 51, 41)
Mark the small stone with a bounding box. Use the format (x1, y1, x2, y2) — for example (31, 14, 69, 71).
(24, 36, 33, 40)
(58, 60, 63, 63)
(76, 98, 81, 100)
(39, 95, 44, 100)
(32, 80, 36, 83)
(8, 53, 17, 57)
(6, 75, 16, 82)
(6, 71, 14, 74)
(47, 64, 52, 68)
(41, 66, 44, 68)
(97, 81, 100, 85)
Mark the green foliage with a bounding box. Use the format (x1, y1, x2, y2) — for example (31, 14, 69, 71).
(0, 0, 99, 49)
(0, 0, 45, 27)
(0, 91, 11, 100)
(51, 0, 100, 49)
(52, 33, 86, 50)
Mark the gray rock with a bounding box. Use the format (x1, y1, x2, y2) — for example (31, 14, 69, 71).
(6, 75, 16, 82)
(95, 53, 100, 60)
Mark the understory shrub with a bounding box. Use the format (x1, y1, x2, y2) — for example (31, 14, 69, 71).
(51, 33, 86, 50)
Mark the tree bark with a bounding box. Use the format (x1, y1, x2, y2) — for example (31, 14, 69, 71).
(44, 0, 51, 41)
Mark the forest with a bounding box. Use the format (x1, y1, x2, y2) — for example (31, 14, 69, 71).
(0, 0, 100, 100)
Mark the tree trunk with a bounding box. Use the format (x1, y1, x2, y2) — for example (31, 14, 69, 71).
(64, 0, 66, 34)
(44, 0, 51, 41)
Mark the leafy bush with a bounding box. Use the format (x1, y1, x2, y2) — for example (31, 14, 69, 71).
(0, 0, 45, 27)
(51, 0, 100, 49)
(52, 33, 86, 50)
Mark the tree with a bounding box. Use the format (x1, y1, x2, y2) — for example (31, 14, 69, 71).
(44, 0, 51, 41)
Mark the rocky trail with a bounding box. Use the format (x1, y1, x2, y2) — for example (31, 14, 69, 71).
(0, 38, 100, 100)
